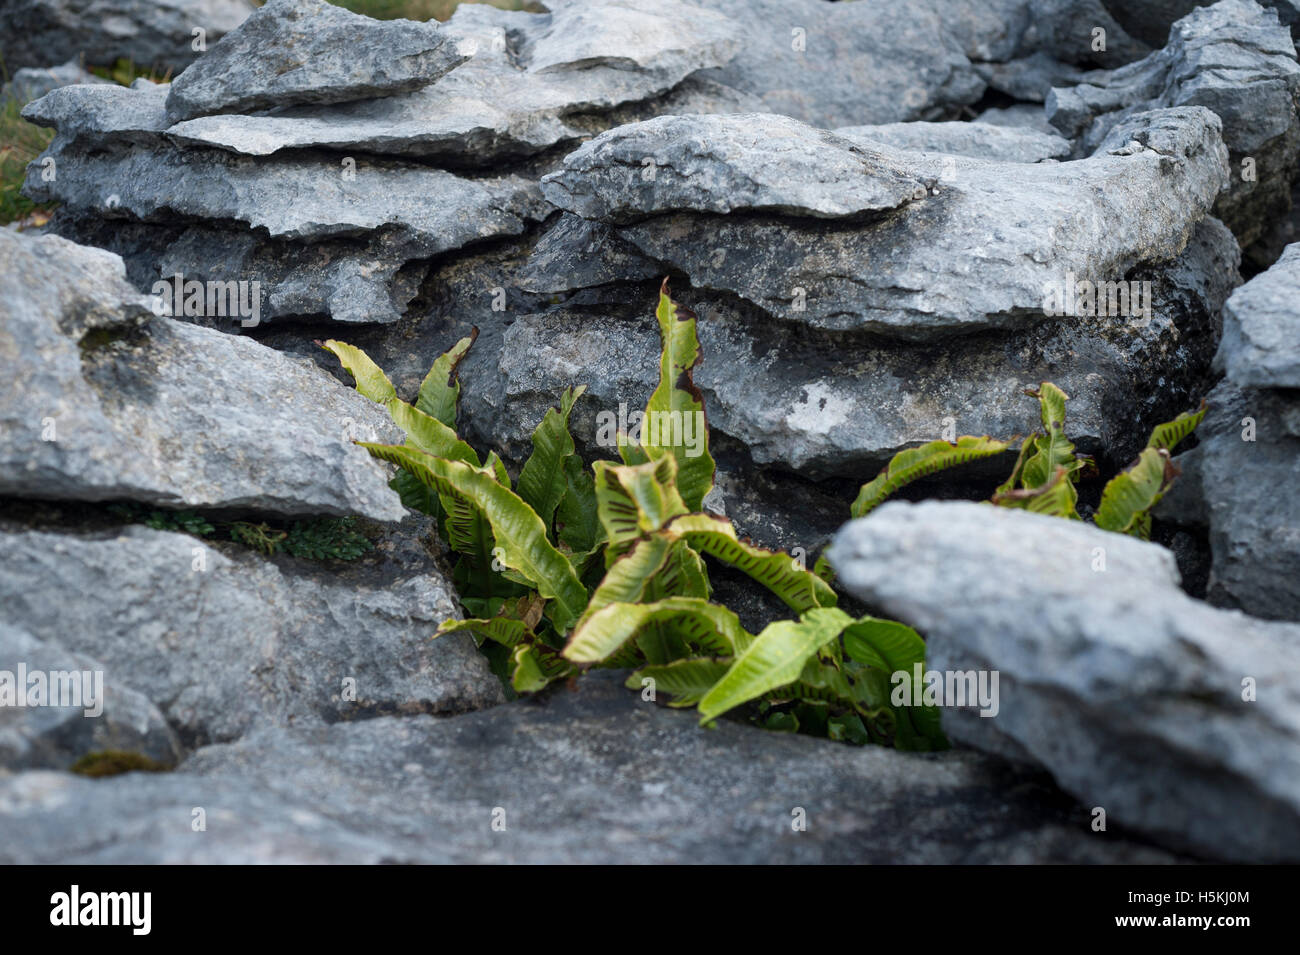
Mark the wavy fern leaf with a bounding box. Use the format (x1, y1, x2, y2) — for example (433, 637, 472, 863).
(1094, 447, 1176, 539)
(665, 513, 836, 613)
(517, 386, 585, 536)
(360, 444, 588, 632)
(697, 607, 852, 723)
(993, 466, 1079, 519)
(1146, 401, 1207, 452)
(564, 597, 747, 664)
(850, 436, 1011, 519)
(437, 617, 531, 648)
(593, 455, 687, 561)
(416, 332, 476, 427)
(639, 278, 716, 512)
(320, 340, 397, 404)
(627, 658, 732, 707)
(511, 642, 576, 693)
(1020, 383, 1080, 491)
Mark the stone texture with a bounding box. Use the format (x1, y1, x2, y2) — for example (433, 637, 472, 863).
(974, 51, 1087, 103)
(0, 0, 253, 71)
(1101, 0, 1300, 46)
(165, 0, 469, 122)
(164, 0, 740, 161)
(1162, 380, 1300, 621)
(542, 107, 1229, 338)
(828, 501, 1300, 863)
(0, 624, 182, 771)
(1047, 0, 1300, 250)
(0, 229, 407, 518)
(45, 212, 427, 327)
(692, 0, 985, 127)
(23, 135, 549, 255)
(835, 120, 1071, 163)
(1, 60, 108, 105)
(0, 521, 501, 746)
(0, 672, 1181, 863)
(540, 114, 927, 222)
(479, 217, 1236, 478)
(1215, 241, 1300, 387)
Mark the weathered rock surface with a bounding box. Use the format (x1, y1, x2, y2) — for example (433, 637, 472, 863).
(0, 624, 182, 770)
(165, 0, 468, 122)
(828, 501, 1300, 863)
(1215, 241, 1300, 387)
(0, 60, 108, 105)
(835, 120, 1072, 163)
(480, 216, 1237, 477)
(24, 136, 548, 255)
(540, 114, 927, 222)
(1162, 380, 1300, 620)
(692, 0, 985, 127)
(1101, 0, 1300, 46)
(164, 0, 740, 161)
(0, 672, 1181, 863)
(0, 229, 406, 518)
(973, 51, 1087, 103)
(46, 212, 426, 326)
(1155, 245, 1300, 620)
(1048, 0, 1300, 250)
(0, 521, 500, 746)
(0, 0, 253, 71)
(541, 107, 1229, 338)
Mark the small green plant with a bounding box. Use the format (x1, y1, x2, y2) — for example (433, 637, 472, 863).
(111, 505, 373, 561)
(326, 0, 541, 21)
(851, 382, 1207, 540)
(86, 58, 172, 87)
(70, 750, 171, 777)
(0, 92, 54, 225)
(327, 280, 947, 750)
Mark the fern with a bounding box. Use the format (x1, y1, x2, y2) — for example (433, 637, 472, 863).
(851, 436, 1010, 518)
(325, 282, 946, 750)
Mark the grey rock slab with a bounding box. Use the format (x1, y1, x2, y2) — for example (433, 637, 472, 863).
(827, 500, 1300, 863)
(487, 216, 1238, 478)
(0, 770, 410, 863)
(0, 624, 182, 771)
(165, 0, 469, 122)
(1101, 0, 1300, 46)
(559, 107, 1229, 337)
(691, 0, 985, 127)
(1, 60, 109, 105)
(1215, 241, 1300, 387)
(22, 79, 171, 149)
(43, 212, 425, 326)
(0, 521, 501, 746)
(540, 113, 927, 223)
(0, 671, 1184, 863)
(974, 103, 1062, 136)
(972, 51, 1088, 103)
(835, 120, 1071, 163)
(0, 0, 253, 71)
(23, 136, 549, 255)
(0, 229, 406, 518)
(163, 0, 739, 162)
(1047, 0, 1300, 249)
(1167, 380, 1300, 621)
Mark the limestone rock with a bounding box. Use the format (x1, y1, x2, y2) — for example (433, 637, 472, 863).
(828, 501, 1300, 863)
(165, 0, 469, 122)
